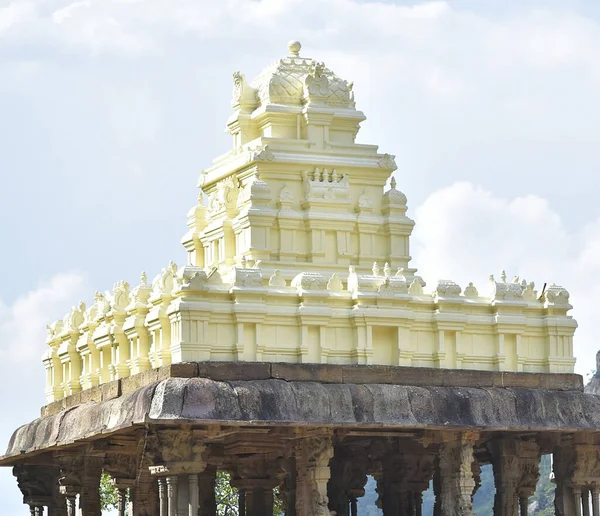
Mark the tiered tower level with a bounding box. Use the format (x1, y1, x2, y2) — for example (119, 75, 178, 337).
(43, 42, 576, 403)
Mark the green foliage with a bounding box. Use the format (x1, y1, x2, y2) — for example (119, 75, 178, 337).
(215, 471, 239, 516)
(214, 471, 283, 516)
(100, 472, 119, 512)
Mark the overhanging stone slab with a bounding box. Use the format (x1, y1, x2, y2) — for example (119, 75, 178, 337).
(4, 378, 600, 465)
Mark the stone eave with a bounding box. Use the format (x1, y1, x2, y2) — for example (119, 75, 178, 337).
(2, 362, 598, 466)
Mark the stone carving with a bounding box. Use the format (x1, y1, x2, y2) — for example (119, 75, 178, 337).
(438, 436, 476, 516)
(147, 430, 207, 475)
(522, 281, 537, 301)
(233, 267, 264, 289)
(305, 62, 330, 97)
(348, 265, 408, 295)
(152, 261, 178, 298)
(302, 168, 350, 202)
(489, 272, 524, 302)
(464, 282, 478, 298)
(434, 280, 462, 298)
(249, 144, 274, 162)
(207, 176, 239, 216)
(278, 184, 294, 207)
(378, 277, 409, 296)
(356, 191, 372, 212)
(296, 437, 334, 516)
(292, 272, 327, 291)
(64, 303, 85, 332)
(327, 273, 343, 293)
(408, 278, 424, 296)
(86, 292, 110, 324)
(231, 71, 256, 108)
(378, 153, 397, 170)
(372, 262, 380, 277)
(269, 270, 287, 287)
(46, 320, 64, 342)
(131, 271, 153, 307)
(111, 280, 131, 312)
(251, 42, 354, 108)
(544, 284, 571, 306)
(383, 177, 407, 207)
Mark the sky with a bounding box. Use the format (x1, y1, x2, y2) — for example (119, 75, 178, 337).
(2, 0, 600, 512)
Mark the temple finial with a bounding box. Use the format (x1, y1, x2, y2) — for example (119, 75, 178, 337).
(288, 40, 301, 57)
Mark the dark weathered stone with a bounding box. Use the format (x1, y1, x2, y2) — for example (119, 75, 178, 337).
(197, 362, 270, 381)
(6, 378, 600, 464)
(272, 363, 343, 383)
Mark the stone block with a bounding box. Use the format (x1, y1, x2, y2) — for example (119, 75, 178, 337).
(540, 373, 583, 391)
(196, 361, 271, 381)
(65, 392, 82, 409)
(392, 367, 445, 387)
(342, 365, 394, 384)
(79, 385, 103, 405)
(271, 363, 343, 383)
(492, 372, 540, 389)
(40, 399, 66, 418)
(121, 373, 146, 395)
(166, 362, 199, 378)
(100, 380, 121, 401)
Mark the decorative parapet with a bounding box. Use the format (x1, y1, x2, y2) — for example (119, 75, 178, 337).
(42, 266, 577, 403)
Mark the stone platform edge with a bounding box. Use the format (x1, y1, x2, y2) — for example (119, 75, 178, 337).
(41, 362, 583, 418)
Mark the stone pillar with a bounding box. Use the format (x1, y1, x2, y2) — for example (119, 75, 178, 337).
(438, 433, 477, 516)
(327, 447, 368, 516)
(59, 487, 78, 516)
(584, 489, 591, 516)
(14, 465, 64, 516)
(295, 436, 334, 516)
(118, 488, 127, 516)
(553, 443, 600, 516)
(433, 458, 441, 516)
(238, 489, 246, 516)
(80, 456, 103, 516)
(575, 487, 583, 516)
(188, 473, 199, 516)
(198, 467, 217, 516)
(147, 429, 208, 516)
(489, 439, 540, 516)
(245, 483, 275, 516)
(281, 459, 297, 516)
(592, 487, 600, 516)
(231, 456, 283, 516)
(158, 478, 168, 516)
(132, 463, 158, 516)
(166, 476, 178, 516)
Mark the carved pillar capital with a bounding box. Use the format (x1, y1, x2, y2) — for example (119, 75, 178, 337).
(147, 429, 207, 476)
(438, 433, 477, 516)
(296, 435, 334, 516)
(13, 464, 59, 509)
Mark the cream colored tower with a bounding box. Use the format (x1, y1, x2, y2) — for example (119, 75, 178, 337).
(42, 42, 577, 403)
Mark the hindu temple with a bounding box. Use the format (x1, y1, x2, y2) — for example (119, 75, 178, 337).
(3, 41, 600, 516)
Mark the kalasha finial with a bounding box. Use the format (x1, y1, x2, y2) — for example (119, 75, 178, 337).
(288, 40, 301, 57)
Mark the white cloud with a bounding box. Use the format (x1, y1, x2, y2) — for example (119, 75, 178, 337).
(0, 0, 35, 35)
(411, 181, 600, 376)
(0, 272, 88, 362)
(0, 272, 88, 513)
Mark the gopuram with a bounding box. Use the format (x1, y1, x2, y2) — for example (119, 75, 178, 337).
(3, 41, 600, 516)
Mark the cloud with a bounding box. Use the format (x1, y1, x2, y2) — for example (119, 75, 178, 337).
(0, 271, 88, 362)
(411, 181, 600, 376)
(0, 271, 88, 513)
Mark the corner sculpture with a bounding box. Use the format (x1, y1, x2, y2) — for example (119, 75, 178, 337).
(3, 41, 598, 516)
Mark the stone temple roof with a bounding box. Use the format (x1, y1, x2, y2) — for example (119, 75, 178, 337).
(235, 41, 356, 110)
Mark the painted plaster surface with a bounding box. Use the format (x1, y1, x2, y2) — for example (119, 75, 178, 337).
(42, 42, 576, 402)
